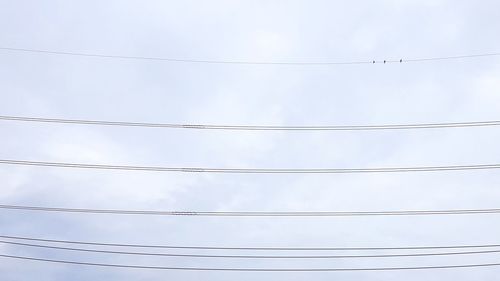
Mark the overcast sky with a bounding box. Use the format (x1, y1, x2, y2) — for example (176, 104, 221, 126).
(1, 0, 500, 280)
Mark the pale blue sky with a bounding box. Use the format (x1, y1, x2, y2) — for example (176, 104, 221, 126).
(1, 0, 500, 280)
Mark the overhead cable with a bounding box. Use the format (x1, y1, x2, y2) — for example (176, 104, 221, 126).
(2, 240, 500, 259)
(1, 115, 500, 131)
(1, 47, 499, 65)
(1, 159, 500, 174)
(2, 235, 500, 251)
(2, 253, 500, 271)
(2, 204, 500, 217)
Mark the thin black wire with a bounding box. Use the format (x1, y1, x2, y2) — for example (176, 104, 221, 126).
(2, 253, 500, 271)
(3, 235, 500, 251)
(404, 53, 500, 62)
(3, 240, 500, 259)
(1, 47, 499, 65)
(2, 115, 500, 131)
(1, 159, 500, 174)
(0, 47, 369, 65)
(2, 204, 500, 217)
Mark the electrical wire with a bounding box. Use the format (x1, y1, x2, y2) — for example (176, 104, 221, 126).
(2, 240, 500, 259)
(2, 204, 500, 217)
(2, 253, 500, 271)
(2, 235, 500, 251)
(1, 47, 499, 65)
(1, 159, 500, 174)
(2, 115, 500, 131)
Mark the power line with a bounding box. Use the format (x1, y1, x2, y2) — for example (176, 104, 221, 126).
(1, 159, 500, 174)
(1, 47, 499, 65)
(3, 240, 500, 259)
(2, 253, 500, 271)
(2, 204, 500, 217)
(3, 235, 500, 251)
(2, 115, 500, 131)
(404, 53, 500, 62)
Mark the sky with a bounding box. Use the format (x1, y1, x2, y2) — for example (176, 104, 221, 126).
(0, 0, 500, 280)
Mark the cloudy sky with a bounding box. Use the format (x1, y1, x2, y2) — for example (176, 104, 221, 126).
(1, 0, 500, 279)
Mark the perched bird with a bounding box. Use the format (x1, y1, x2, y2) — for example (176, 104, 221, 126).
(383, 60, 386, 63)
(400, 59, 403, 63)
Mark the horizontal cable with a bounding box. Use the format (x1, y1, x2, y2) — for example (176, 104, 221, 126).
(1, 47, 499, 65)
(3, 240, 500, 259)
(2, 115, 500, 131)
(404, 53, 500, 62)
(2, 253, 500, 271)
(2, 204, 500, 217)
(1, 159, 500, 174)
(2, 235, 500, 251)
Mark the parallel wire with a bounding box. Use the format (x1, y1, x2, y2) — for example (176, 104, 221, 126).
(3, 240, 500, 259)
(2, 253, 500, 271)
(2, 115, 500, 131)
(2, 204, 500, 217)
(1, 47, 500, 65)
(3, 235, 500, 251)
(1, 159, 500, 174)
